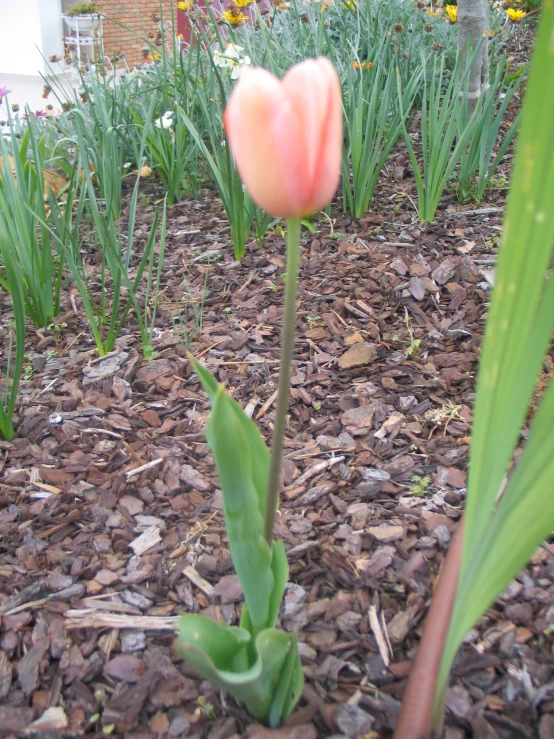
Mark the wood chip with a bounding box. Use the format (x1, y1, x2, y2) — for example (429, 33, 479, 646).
(64, 610, 178, 631)
(129, 526, 161, 555)
(182, 566, 215, 597)
(126, 458, 163, 479)
(368, 606, 391, 666)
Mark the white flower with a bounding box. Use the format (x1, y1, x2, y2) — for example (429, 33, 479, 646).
(154, 110, 174, 129)
(231, 54, 250, 79)
(213, 43, 251, 79)
(224, 43, 243, 60)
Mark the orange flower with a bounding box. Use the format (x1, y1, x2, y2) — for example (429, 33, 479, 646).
(353, 60, 373, 70)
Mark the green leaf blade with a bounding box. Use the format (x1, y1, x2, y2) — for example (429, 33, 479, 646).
(190, 360, 274, 632)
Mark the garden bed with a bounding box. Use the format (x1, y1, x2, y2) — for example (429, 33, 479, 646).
(1, 15, 552, 739)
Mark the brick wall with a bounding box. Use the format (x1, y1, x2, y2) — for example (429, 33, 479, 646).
(95, 0, 176, 68)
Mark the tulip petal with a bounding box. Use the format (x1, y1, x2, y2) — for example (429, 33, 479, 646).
(282, 58, 342, 214)
(310, 59, 343, 213)
(224, 68, 303, 217)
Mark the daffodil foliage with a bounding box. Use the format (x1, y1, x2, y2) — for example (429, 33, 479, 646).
(175, 357, 303, 728)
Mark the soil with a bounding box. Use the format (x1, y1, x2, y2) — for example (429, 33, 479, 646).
(1, 20, 552, 739)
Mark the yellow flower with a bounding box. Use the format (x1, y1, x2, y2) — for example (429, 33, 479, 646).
(221, 7, 249, 24)
(353, 60, 373, 70)
(133, 164, 152, 178)
(177, 0, 195, 10)
(445, 4, 457, 22)
(232, 0, 253, 6)
(488, 29, 494, 36)
(425, 9, 437, 16)
(346, 1, 356, 8)
(506, 8, 526, 21)
(147, 53, 161, 61)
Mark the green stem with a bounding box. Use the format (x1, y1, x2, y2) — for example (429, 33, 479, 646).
(264, 218, 301, 545)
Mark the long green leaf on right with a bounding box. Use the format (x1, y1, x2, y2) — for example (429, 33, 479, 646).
(435, 0, 554, 719)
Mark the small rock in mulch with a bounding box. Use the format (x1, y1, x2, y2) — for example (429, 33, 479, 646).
(422, 512, 456, 533)
(168, 713, 191, 737)
(341, 405, 375, 434)
(83, 352, 129, 382)
(446, 685, 472, 720)
(335, 704, 375, 737)
(104, 654, 145, 683)
(26, 706, 68, 732)
(390, 258, 409, 275)
(337, 342, 378, 369)
(121, 631, 147, 653)
(435, 466, 467, 489)
(387, 608, 415, 645)
(408, 276, 426, 301)
(119, 495, 145, 516)
(180, 463, 211, 491)
(0, 706, 34, 734)
(367, 525, 405, 543)
(17, 638, 48, 695)
(214, 575, 243, 603)
(135, 360, 174, 384)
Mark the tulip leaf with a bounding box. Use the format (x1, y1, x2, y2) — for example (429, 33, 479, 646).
(268, 630, 304, 729)
(188, 356, 274, 631)
(175, 615, 251, 673)
(183, 358, 304, 726)
(175, 616, 304, 727)
(239, 538, 289, 638)
(189, 354, 270, 518)
(268, 539, 289, 628)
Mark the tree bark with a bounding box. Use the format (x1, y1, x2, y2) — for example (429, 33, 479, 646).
(458, 0, 490, 114)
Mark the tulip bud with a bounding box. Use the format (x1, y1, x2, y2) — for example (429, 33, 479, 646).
(223, 57, 342, 219)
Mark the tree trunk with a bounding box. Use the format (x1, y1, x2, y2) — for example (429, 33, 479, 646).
(458, 0, 490, 114)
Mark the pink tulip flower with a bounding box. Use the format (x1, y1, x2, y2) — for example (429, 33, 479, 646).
(223, 57, 342, 219)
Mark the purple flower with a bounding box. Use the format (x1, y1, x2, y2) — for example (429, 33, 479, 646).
(22, 110, 47, 122)
(0, 86, 13, 103)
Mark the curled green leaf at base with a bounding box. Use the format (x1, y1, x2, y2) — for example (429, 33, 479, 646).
(175, 615, 303, 728)
(181, 358, 303, 725)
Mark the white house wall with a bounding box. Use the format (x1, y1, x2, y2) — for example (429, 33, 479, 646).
(0, 0, 63, 76)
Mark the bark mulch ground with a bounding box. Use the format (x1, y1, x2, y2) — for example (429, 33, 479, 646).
(1, 23, 553, 739)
